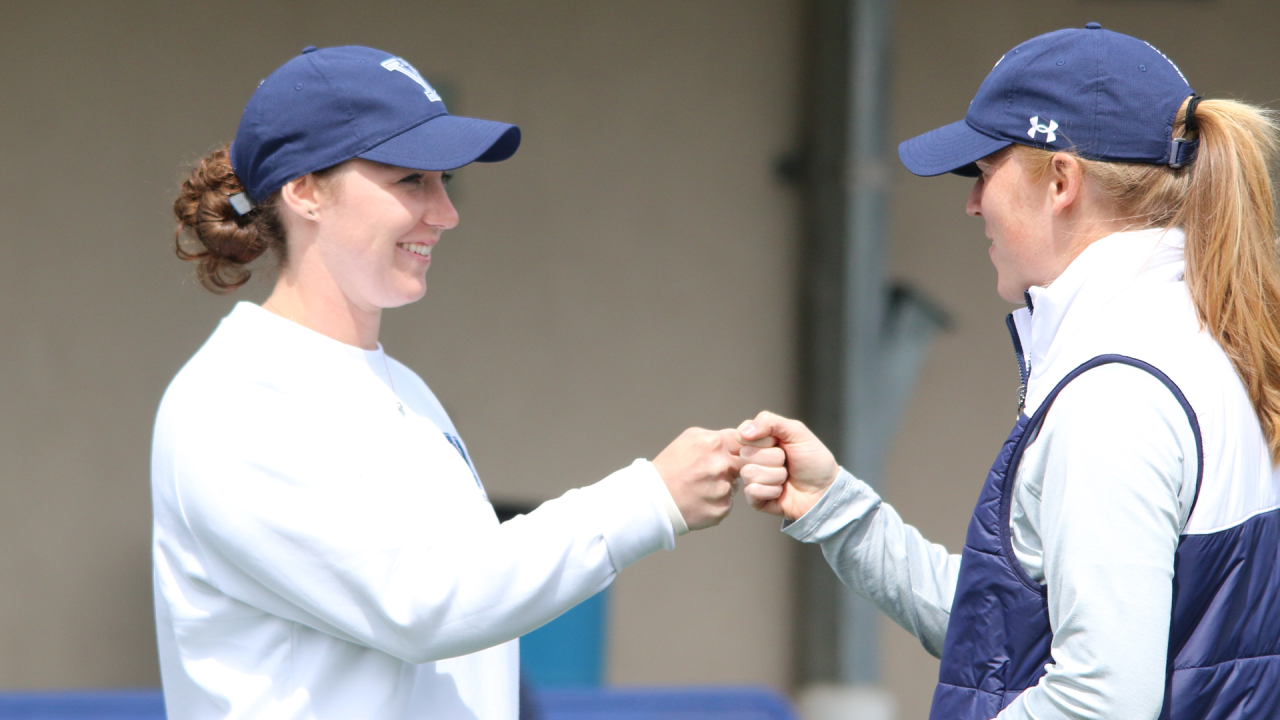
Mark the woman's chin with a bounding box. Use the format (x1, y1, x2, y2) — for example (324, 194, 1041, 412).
(379, 281, 429, 309)
(995, 279, 1026, 305)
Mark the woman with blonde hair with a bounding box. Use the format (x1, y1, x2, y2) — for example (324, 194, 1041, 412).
(738, 23, 1280, 720)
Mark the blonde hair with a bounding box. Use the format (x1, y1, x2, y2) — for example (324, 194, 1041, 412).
(1015, 99, 1280, 463)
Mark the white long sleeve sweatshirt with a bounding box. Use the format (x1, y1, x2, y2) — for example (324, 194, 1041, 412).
(785, 228, 1268, 720)
(151, 302, 680, 720)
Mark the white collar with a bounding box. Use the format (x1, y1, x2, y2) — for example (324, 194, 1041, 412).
(1010, 227, 1186, 388)
(227, 301, 398, 389)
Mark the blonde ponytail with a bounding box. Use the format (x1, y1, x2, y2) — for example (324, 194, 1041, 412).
(1014, 98, 1280, 463)
(1176, 99, 1280, 464)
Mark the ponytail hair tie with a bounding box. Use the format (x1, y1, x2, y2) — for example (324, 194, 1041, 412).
(1169, 95, 1203, 169)
(1185, 95, 1203, 135)
(228, 192, 255, 216)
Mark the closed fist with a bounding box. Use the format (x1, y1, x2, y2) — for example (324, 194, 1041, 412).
(737, 411, 839, 521)
(652, 428, 745, 531)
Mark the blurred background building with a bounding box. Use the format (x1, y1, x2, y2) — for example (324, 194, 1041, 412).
(0, 1, 1277, 718)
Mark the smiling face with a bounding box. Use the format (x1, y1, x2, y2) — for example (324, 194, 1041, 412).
(307, 159, 458, 312)
(966, 149, 1058, 303)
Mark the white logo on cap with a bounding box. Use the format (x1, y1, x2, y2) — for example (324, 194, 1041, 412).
(381, 57, 442, 102)
(1028, 116, 1058, 143)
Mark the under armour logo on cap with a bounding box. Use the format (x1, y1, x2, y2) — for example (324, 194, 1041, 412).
(1028, 116, 1058, 143)
(381, 57, 442, 102)
(898, 25, 1197, 177)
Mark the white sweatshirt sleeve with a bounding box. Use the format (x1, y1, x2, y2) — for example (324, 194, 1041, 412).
(1000, 364, 1197, 720)
(783, 470, 961, 656)
(164, 385, 675, 666)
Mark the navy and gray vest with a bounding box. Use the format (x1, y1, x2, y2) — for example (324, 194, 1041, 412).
(929, 354, 1280, 720)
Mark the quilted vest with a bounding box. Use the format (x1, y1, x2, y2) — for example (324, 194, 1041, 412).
(929, 354, 1280, 720)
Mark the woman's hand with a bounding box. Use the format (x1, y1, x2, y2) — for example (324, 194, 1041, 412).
(652, 428, 745, 531)
(737, 411, 839, 521)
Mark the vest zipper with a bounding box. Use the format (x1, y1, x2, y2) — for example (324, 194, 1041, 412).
(1006, 313, 1030, 415)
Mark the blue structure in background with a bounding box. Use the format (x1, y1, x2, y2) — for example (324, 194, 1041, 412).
(538, 686, 797, 720)
(521, 589, 609, 688)
(0, 686, 798, 720)
(0, 690, 165, 719)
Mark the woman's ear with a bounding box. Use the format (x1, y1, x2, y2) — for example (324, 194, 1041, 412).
(280, 174, 322, 221)
(1048, 153, 1085, 216)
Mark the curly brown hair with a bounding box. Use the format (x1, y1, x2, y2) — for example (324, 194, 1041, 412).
(172, 145, 292, 293)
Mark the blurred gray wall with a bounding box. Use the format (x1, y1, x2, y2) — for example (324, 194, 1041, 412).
(0, 0, 800, 690)
(1, 0, 1278, 716)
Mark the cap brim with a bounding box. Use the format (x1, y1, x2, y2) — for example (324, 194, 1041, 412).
(898, 119, 1011, 177)
(357, 114, 521, 171)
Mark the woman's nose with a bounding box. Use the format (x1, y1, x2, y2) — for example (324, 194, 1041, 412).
(428, 189, 460, 230)
(965, 178, 984, 217)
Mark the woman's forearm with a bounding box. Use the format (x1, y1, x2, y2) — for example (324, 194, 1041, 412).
(785, 469, 961, 656)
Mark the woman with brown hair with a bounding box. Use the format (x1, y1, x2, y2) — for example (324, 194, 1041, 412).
(738, 24, 1280, 720)
(155, 45, 747, 720)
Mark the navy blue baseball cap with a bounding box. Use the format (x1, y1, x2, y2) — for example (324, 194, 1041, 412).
(230, 45, 521, 203)
(899, 23, 1195, 177)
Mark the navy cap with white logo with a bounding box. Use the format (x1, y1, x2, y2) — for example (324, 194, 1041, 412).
(898, 23, 1195, 177)
(231, 45, 521, 203)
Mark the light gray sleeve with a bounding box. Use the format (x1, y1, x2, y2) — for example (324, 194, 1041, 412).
(1000, 365, 1197, 720)
(784, 470, 961, 657)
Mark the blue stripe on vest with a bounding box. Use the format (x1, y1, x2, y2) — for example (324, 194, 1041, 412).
(926, 353, 1280, 720)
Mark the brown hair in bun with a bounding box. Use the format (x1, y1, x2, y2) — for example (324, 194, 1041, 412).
(172, 144, 286, 294)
